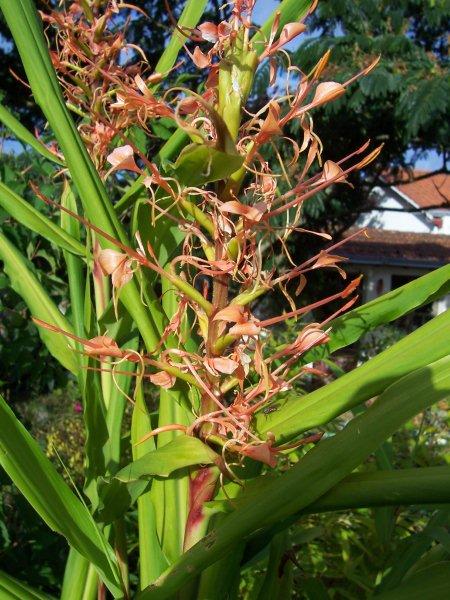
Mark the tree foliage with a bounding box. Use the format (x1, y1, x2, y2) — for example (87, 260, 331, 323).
(285, 0, 450, 234)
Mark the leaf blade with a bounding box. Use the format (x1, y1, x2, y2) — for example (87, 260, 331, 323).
(258, 308, 450, 442)
(0, 394, 123, 598)
(0, 231, 79, 374)
(138, 355, 450, 598)
(0, 181, 85, 256)
(0, 102, 64, 165)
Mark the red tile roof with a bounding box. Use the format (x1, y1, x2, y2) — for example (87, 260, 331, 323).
(387, 170, 450, 209)
(341, 228, 450, 267)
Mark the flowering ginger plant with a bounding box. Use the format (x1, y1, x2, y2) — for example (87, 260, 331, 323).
(35, 0, 381, 474)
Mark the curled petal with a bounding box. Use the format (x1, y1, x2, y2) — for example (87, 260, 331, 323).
(229, 322, 261, 337)
(213, 305, 245, 323)
(315, 160, 347, 185)
(197, 22, 218, 43)
(311, 81, 345, 108)
(98, 249, 134, 289)
(107, 145, 141, 173)
(98, 249, 127, 275)
(83, 335, 121, 358)
(134, 74, 152, 97)
(312, 252, 348, 278)
(296, 324, 330, 352)
(256, 101, 282, 144)
(217, 21, 232, 40)
(208, 357, 239, 375)
(111, 262, 133, 289)
(275, 22, 306, 51)
(219, 200, 266, 222)
(149, 370, 176, 389)
(191, 46, 211, 68)
(239, 443, 277, 468)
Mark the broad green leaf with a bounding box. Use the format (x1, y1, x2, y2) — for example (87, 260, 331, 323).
(212, 466, 450, 523)
(115, 436, 218, 483)
(0, 103, 64, 165)
(304, 264, 450, 363)
(132, 384, 169, 588)
(373, 562, 450, 600)
(0, 181, 85, 256)
(258, 308, 450, 442)
(96, 298, 139, 474)
(154, 0, 208, 76)
(131, 197, 185, 284)
(150, 278, 196, 563)
(170, 144, 244, 187)
(60, 182, 86, 339)
(61, 549, 97, 600)
(0, 394, 123, 598)
(0, 231, 79, 374)
(95, 477, 148, 525)
(305, 467, 450, 514)
(0, 570, 53, 600)
(197, 540, 244, 600)
(81, 366, 109, 506)
(96, 435, 218, 526)
(138, 355, 450, 598)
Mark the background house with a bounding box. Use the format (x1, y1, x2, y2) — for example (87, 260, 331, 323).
(341, 171, 450, 317)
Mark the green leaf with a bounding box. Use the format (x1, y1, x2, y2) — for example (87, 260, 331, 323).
(170, 144, 244, 187)
(60, 181, 86, 343)
(132, 384, 169, 588)
(258, 308, 450, 443)
(304, 264, 450, 362)
(0, 394, 123, 598)
(306, 467, 450, 514)
(0, 181, 85, 256)
(81, 367, 109, 506)
(373, 562, 450, 599)
(138, 355, 450, 598)
(131, 198, 184, 284)
(0, 102, 64, 165)
(0, 570, 54, 600)
(0, 231, 79, 374)
(115, 436, 219, 483)
(95, 477, 148, 525)
(150, 279, 196, 563)
(61, 549, 97, 600)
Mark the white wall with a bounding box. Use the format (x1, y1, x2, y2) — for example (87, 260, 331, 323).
(356, 188, 436, 233)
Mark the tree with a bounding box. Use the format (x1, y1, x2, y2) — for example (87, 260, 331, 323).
(287, 0, 450, 235)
